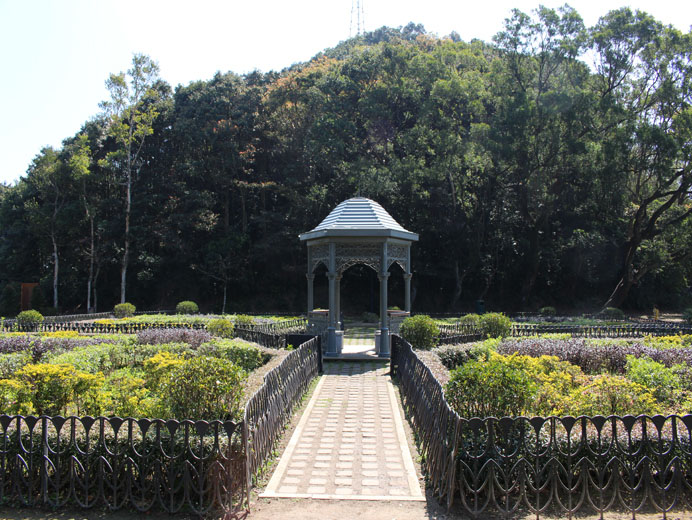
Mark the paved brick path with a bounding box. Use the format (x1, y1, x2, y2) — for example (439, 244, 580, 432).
(261, 361, 424, 501)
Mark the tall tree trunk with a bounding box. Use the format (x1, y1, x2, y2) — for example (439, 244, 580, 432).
(120, 171, 131, 303)
(222, 282, 227, 314)
(450, 261, 467, 309)
(603, 239, 639, 309)
(521, 227, 541, 307)
(87, 215, 95, 312)
(51, 233, 59, 309)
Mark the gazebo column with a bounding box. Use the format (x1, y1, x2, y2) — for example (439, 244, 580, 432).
(403, 273, 412, 312)
(335, 274, 342, 330)
(306, 274, 315, 314)
(378, 272, 390, 357)
(326, 243, 337, 356)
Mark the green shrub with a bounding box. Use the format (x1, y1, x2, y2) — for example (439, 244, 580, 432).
(625, 355, 680, 403)
(539, 306, 557, 316)
(207, 318, 234, 338)
(143, 351, 185, 390)
(48, 342, 126, 375)
(684, 308, 692, 325)
(399, 315, 440, 350)
(6, 363, 103, 416)
(479, 313, 511, 338)
(160, 356, 246, 420)
(458, 314, 481, 328)
(434, 338, 499, 369)
(564, 374, 658, 416)
(175, 301, 199, 314)
(114, 302, 136, 318)
(600, 307, 625, 320)
(105, 368, 159, 418)
(17, 310, 44, 330)
(446, 353, 537, 418)
(234, 314, 255, 329)
(361, 311, 379, 323)
(198, 339, 267, 371)
(0, 351, 32, 378)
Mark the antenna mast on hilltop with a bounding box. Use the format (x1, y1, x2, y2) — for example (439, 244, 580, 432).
(350, 0, 365, 37)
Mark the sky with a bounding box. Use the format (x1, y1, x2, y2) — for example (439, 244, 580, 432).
(1, 0, 691, 186)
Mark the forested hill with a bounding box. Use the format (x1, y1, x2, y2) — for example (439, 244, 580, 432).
(1, 7, 692, 316)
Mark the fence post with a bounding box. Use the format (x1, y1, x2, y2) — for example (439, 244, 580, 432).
(242, 419, 251, 511)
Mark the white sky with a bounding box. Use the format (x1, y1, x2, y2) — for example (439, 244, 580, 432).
(1, 0, 691, 185)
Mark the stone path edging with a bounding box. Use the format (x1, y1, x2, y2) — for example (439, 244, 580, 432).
(261, 361, 424, 501)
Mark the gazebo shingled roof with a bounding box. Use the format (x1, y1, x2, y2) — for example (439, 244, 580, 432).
(299, 197, 419, 241)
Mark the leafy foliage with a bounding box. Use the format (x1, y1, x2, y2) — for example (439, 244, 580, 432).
(159, 356, 245, 420)
(207, 318, 234, 338)
(233, 314, 255, 329)
(497, 338, 692, 374)
(175, 301, 199, 314)
(136, 327, 212, 348)
(17, 310, 44, 329)
(2, 10, 692, 313)
(479, 313, 512, 339)
(446, 353, 537, 418)
(400, 315, 440, 350)
(114, 303, 136, 318)
(600, 307, 625, 320)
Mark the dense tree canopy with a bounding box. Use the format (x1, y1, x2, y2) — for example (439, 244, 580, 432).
(1, 8, 692, 316)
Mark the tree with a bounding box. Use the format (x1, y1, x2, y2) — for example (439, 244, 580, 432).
(100, 54, 161, 303)
(24, 147, 67, 309)
(593, 10, 692, 308)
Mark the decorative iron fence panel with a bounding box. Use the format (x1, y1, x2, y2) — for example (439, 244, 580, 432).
(244, 336, 320, 477)
(391, 335, 692, 517)
(0, 415, 246, 514)
(234, 328, 286, 350)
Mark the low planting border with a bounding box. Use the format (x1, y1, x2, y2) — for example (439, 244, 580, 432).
(391, 335, 692, 517)
(0, 336, 321, 514)
(437, 322, 692, 341)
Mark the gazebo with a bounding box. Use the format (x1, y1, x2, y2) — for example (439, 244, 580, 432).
(299, 197, 418, 357)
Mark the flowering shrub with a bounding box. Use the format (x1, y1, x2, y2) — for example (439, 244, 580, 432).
(563, 374, 658, 416)
(2, 363, 103, 415)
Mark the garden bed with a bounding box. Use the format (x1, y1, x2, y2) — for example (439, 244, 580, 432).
(0, 328, 274, 420)
(423, 334, 692, 418)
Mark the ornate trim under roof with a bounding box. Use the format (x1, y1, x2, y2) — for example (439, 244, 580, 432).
(299, 197, 419, 242)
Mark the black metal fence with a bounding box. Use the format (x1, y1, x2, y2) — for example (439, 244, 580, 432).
(0, 415, 246, 514)
(391, 335, 692, 517)
(0, 318, 307, 351)
(244, 336, 321, 477)
(0, 335, 321, 515)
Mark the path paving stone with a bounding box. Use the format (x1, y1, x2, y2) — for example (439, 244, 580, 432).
(261, 361, 424, 501)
